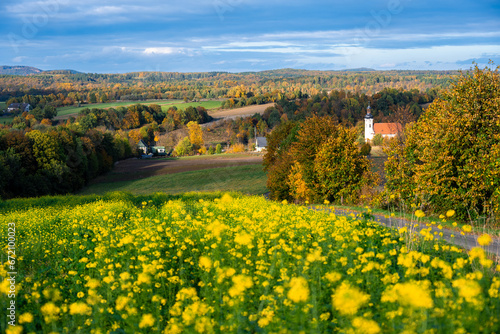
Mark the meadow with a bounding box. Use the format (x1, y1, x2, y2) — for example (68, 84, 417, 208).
(1, 192, 499, 333)
(54, 100, 222, 119)
(0, 102, 12, 124)
(80, 164, 267, 196)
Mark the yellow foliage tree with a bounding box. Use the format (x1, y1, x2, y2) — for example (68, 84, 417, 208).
(287, 162, 312, 202)
(187, 121, 205, 154)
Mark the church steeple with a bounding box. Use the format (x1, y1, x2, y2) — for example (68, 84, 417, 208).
(364, 103, 375, 142)
(365, 103, 373, 119)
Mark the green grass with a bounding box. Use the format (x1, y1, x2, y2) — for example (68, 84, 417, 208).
(80, 164, 267, 196)
(158, 153, 259, 161)
(0, 102, 12, 124)
(160, 100, 222, 112)
(56, 99, 222, 118)
(0, 115, 14, 124)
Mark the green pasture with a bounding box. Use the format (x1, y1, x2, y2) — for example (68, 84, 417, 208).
(56, 99, 222, 118)
(80, 164, 267, 196)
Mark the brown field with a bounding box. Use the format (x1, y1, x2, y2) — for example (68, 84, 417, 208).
(90, 154, 264, 183)
(208, 103, 274, 118)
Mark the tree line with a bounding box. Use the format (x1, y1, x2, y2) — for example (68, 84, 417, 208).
(0, 126, 132, 198)
(1, 70, 455, 107)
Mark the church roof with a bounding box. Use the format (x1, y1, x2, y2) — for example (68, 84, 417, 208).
(374, 123, 402, 135)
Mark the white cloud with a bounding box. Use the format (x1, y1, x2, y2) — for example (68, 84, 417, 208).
(88, 6, 126, 15)
(12, 56, 27, 63)
(143, 47, 185, 55)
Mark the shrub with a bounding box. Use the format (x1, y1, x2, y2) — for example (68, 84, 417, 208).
(360, 142, 371, 156)
(372, 133, 384, 146)
(227, 143, 245, 153)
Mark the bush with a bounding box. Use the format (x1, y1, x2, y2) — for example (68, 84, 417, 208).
(227, 143, 245, 153)
(360, 142, 371, 156)
(215, 143, 222, 154)
(372, 133, 384, 146)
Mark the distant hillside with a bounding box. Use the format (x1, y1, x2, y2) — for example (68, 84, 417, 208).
(43, 69, 81, 75)
(0, 66, 43, 75)
(344, 67, 376, 72)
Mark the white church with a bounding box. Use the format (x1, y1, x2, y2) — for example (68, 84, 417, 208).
(364, 104, 402, 143)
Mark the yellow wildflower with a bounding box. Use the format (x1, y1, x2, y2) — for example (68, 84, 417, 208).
(19, 312, 34, 323)
(352, 317, 381, 334)
(381, 281, 433, 309)
(69, 302, 92, 315)
(229, 275, 253, 297)
(40, 302, 60, 323)
(139, 313, 155, 328)
(415, 210, 425, 218)
(287, 276, 310, 303)
(234, 232, 253, 246)
(116, 296, 130, 311)
(6, 326, 23, 334)
(199, 256, 212, 271)
(332, 282, 370, 315)
(477, 234, 492, 246)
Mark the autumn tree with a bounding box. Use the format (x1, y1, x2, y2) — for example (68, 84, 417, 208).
(288, 115, 340, 201)
(265, 116, 377, 203)
(384, 64, 500, 221)
(263, 121, 300, 201)
(175, 137, 192, 156)
(314, 126, 377, 204)
(187, 121, 205, 154)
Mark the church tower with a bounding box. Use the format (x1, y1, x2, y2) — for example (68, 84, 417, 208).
(364, 104, 375, 142)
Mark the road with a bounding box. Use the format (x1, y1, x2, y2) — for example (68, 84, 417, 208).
(310, 205, 500, 257)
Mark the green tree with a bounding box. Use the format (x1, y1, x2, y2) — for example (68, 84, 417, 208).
(215, 143, 222, 154)
(174, 137, 192, 156)
(89, 92, 97, 104)
(372, 133, 384, 146)
(314, 126, 377, 204)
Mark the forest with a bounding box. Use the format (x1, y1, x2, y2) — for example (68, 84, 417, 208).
(0, 69, 454, 107)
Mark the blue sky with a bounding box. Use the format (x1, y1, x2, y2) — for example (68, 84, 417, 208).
(1, 0, 499, 73)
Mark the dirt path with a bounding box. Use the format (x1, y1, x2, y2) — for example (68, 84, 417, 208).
(311, 205, 500, 256)
(91, 154, 264, 183)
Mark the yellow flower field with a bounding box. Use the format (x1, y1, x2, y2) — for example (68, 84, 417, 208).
(0, 192, 499, 333)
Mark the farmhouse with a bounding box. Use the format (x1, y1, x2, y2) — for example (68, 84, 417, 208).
(255, 136, 267, 152)
(151, 146, 166, 156)
(364, 104, 402, 142)
(7, 103, 31, 112)
(137, 140, 148, 154)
